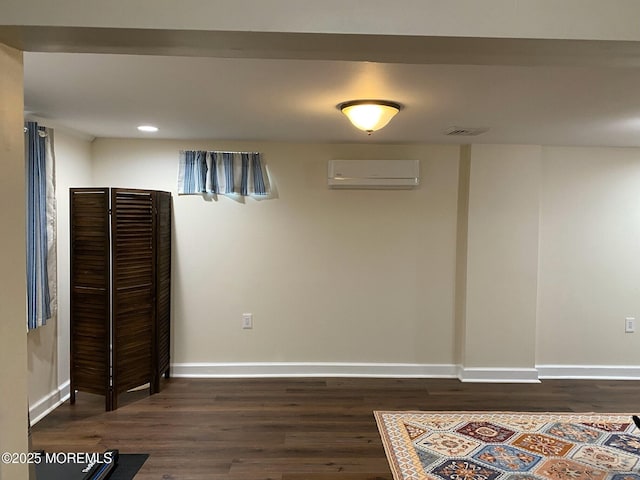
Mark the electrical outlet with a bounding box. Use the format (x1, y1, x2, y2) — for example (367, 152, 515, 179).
(625, 317, 635, 333)
(242, 313, 253, 329)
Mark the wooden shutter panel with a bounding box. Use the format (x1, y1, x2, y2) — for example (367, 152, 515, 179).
(70, 188, 111, 400)
(111, 189, 155, 404)
(154, 191, 172, 392)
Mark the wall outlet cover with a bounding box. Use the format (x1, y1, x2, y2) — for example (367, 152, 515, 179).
(625, 317, 635, 333)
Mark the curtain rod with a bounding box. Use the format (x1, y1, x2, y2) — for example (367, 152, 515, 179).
(180, 150, 260, 155)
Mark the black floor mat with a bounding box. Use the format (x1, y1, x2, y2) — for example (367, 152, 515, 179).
(108, 454, 149, 480)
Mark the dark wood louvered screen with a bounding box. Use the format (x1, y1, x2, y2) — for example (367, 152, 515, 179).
(70, 188, 171, 411)
(153, 191, 172, 393)
(69, 189, 111, 403)
(111, 189, 155, 408)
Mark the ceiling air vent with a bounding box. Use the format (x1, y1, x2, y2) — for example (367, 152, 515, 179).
(443, 126, 489, 136)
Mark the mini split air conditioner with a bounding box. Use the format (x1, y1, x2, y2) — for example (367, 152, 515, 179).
(328, 159, 420, 189)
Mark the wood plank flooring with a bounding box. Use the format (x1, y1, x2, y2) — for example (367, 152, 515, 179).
(31, 378, 640, 479)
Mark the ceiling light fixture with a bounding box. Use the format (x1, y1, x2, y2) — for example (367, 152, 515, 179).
(338, 100, 401, 135)
(137, 125, 159, 133)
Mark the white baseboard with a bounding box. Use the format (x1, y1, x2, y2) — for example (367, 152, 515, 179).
(170, 363, 555, 383)
(29, 364, 640, 424)
(29, 380, 70, 426)
(171, 362, 459, 378)
(537, 365, 640, 380)
(458, 367, 541, 383)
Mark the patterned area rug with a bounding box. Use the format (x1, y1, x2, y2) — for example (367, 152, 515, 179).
(375, 411, 640, 480)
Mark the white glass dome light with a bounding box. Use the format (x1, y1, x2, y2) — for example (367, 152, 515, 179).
(338, 100, 401, 135)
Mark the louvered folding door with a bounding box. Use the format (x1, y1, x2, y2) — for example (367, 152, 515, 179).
(69, 189, 110, 403)
(70, 188, 171, 411)
(154, 191, 172, 393)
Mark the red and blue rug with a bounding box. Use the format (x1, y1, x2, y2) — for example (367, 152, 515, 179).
(375, 411, 640, 480)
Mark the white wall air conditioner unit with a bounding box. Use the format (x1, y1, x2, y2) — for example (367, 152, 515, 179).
(328, 159, 420, 189)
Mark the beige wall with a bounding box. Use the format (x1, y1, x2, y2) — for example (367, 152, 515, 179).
(461, 145, 541, 377)
(454, 145, 471, 366)
(26, 138, 640, 401)
(537, 146, 640, 366)
(84, 139, 640, 376)
(90, 139, 460, 366)
(0, 43, 28, 480)
(27, 129, 93, 421)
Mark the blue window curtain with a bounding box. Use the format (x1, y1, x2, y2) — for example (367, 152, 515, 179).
(25, 121, 57, 330)
(178, 150, 269, 197)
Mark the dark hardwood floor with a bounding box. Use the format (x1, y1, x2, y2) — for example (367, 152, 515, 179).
(31, 377, 640, 480)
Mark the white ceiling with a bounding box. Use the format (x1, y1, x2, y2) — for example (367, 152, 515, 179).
(23, 50, 640, 146)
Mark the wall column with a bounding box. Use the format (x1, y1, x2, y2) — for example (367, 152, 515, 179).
(0, 43, 29, 479)
(456, 144, 541, 382)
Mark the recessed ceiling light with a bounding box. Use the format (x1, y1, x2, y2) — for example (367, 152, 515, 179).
(137, 125, 158, 133)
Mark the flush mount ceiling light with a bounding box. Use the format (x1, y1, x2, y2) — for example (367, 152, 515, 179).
(137, 125, 159, 133)
(338, 100, 401, 135)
